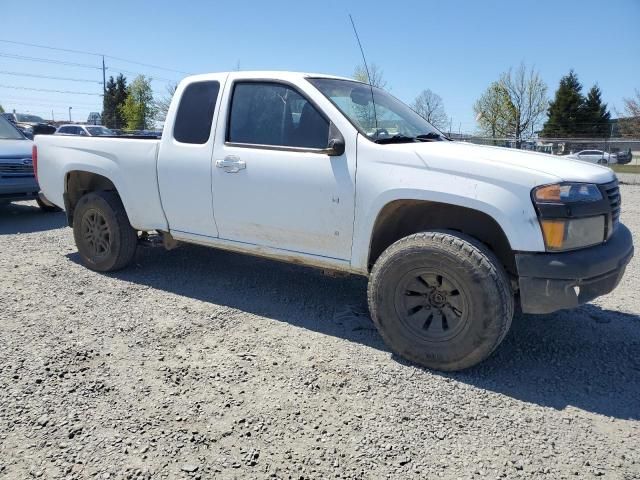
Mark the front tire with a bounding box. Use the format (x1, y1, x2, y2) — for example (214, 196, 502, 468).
(72, 191, 138, 272)
(368, 231, 513, 371)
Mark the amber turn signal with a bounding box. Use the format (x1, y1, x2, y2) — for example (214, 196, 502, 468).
(540, 220, 566, 250)
(534, 184, 562, 202)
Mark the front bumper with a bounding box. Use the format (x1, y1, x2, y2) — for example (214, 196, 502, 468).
(0, 177, 39, 202)
(516, 224, 634, 314)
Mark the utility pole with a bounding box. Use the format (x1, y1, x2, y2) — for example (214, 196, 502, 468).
(102, 55, 107, 118)
(102, 55, 107, 97)
(68, 107, 72, 122)
(51, 110, 54, 122)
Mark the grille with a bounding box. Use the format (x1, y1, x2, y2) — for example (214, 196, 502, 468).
(0, 162, 34, 176)
(603, 180, 621, 229)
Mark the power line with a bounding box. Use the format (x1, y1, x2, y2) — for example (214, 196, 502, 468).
(0, 52, 181, 83)
(0, 84, 102, 96)
(2, 101, 99, 110)
(0, 52, 102, 69)
(0, 96, 100, 107)
(0, 70, 101, 84)
(0, 39, 191, 75)
(106, 66, 180, 83)
(104, 56, 189, 75)
(0, 39, 103, 57)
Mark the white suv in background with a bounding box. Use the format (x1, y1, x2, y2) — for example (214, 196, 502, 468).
(55, 125, 114, 137)
(566, 150, 618, 165)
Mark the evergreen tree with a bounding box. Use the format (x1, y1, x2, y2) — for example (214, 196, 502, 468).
(102, 76, 117, 128)
(580, 85, 610, 137)
(114, 74, 128, 130)
(541, 70, 584, 138)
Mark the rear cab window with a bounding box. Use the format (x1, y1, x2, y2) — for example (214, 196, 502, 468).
(173, 81, 221, 144)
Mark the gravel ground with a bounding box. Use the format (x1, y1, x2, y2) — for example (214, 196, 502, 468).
(617, 172, 640, 185)
(1, 186, 639, 480)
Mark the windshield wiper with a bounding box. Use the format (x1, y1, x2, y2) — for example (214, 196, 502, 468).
(374, 134, 417, 144)
(415, 132, 445, 142)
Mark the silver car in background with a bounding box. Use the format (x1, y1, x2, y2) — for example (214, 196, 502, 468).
(55, 124, 114, 137)
(566, 149, 618, 165)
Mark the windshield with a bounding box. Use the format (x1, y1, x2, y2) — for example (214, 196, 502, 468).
(308, 78, 446, 143)
(0, 116, 26, 140)
(86, 126, 113, 136)
(15, 113, 45, 123)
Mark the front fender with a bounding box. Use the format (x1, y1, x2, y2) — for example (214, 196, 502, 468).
(351, 182, 546, 274)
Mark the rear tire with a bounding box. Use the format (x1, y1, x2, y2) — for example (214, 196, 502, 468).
(368, 231, 513, 371)
(72, 191, 138, 272)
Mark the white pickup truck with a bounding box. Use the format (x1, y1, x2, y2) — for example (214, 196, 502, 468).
(35, 71, 633, 371)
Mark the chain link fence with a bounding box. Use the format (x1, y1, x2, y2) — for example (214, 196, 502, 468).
(450, 135, 639, 167)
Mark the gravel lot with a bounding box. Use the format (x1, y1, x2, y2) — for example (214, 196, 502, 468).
(1, 185, 639, 480)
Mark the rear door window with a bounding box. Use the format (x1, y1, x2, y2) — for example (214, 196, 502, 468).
(173, 81, 220, 144)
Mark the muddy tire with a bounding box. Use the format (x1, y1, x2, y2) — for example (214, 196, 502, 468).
(368, 231, 513, 371)
(72, 191, 138, 272)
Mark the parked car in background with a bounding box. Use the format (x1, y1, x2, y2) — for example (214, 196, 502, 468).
(55, 125, 114, 136)
(35, 70, 633, 372)
(0, 115, 59, 211)
(615, 148, 633, 165)
(566, 150, 617, 165)
(1, 112, 57, 139)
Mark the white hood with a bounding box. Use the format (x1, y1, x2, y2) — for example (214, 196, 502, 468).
(415, 142, 616, 185)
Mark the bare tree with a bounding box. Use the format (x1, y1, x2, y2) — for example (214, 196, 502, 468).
(474, 64, 547, 147)
(618, 89, 640, 137)
(412, 89, 448, 130)
(499, 64, 548, 146)
(353, 63, 387, 89)
(155, 82, 178, 123)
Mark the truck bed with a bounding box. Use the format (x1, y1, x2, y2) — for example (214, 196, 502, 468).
(35, 135, 168, 231)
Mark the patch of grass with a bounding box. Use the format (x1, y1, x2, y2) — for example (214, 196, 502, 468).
(611, 164, 640, 174)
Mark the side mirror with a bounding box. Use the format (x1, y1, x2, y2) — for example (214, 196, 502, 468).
(327, 137, 345, 156)
(326, 123, 345, 156)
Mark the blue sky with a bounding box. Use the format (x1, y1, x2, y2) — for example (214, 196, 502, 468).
(2, 0, 638, 131)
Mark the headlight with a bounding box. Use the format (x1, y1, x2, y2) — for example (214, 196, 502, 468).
(533, 183, 602, 203)
(533, 183, 606, 251)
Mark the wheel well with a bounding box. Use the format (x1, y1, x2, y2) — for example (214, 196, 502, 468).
(65, 171, 117, 226)
(368, 200, 516, 274)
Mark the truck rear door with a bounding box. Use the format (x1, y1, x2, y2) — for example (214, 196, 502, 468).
(157, 73, 228, 238)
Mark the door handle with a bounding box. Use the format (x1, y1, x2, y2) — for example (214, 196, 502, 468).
(216, 156, 246, 173)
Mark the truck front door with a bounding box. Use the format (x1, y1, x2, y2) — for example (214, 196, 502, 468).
(211, 80, 356, 261)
